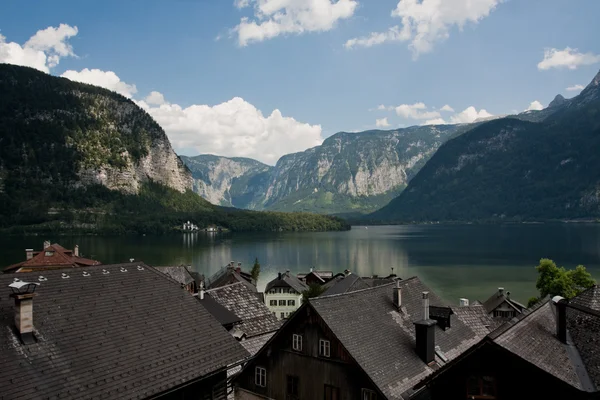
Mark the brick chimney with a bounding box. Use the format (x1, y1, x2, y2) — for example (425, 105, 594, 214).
(74, 245, 79, 257)
(393, 280, 402, 309)
(25, 249, 34, 260)
(552, 296, 567, 343)
(414, 291, 436, 364)
(43, 241, 50, 249)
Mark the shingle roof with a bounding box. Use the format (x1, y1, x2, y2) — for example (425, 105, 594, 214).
(482, 289, 525, 314)
(206, 266, 256, 292)
(199, 294, 243, 327)
(454, 304, 499, 338)
(571, 285, 600, 312)
(0, 263, 249, 400)
(4, 243, 100, 273)
(321, 274, 370, 296)
(155, 265, 195, 286)
(265, 272, 308, 294)
(207, 282, 282, 338)
(310, 277, 481, 399)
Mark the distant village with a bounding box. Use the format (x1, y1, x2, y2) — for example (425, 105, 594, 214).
(1, 241, 599, 400)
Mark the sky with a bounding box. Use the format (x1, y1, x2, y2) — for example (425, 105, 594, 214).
(1, 0, 600, 165)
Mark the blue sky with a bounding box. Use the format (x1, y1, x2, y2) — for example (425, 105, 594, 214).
(1, 0, 599, 164)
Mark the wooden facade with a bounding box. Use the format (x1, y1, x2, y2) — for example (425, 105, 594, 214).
(413, 341, 594, 400)
(159, 370, 228, 400)
(235, 304, 383, 400)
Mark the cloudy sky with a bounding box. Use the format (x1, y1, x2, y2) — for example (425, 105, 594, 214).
(1, 0, 599, 164)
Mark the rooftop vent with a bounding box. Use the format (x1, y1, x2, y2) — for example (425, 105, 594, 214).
(129, 258, 134, 263)
(8, 281, 39, 345)
(38, 276, 47, 282)
(82, 271, 91, 277)
(137, 265, 144, 271)
(61, 273, 70, 279)
(120, 267, 128, 272)
(102, 269, 110, 275)
(393, 280, 402, 310)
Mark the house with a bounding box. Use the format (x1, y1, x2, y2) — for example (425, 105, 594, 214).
(206, 261, 257, 292)
(414, 286, 600, 399)
(297, 269, 334, 285)
(264, 271, 308, 320)
(4, 241, 101, 273)
(183, 220, 199, 231)
(321, 271, 398, 296)
(481, 287, 526, 320)
(0, 262, 249, 400)
(235, 277, 484, 400)
(204, 282, 283, 356)
(155, 265, 198, 294)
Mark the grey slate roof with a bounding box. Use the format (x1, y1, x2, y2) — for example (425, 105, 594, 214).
(155, 265, 195, 286)
(265, 272, 308, 294)
(310, 277, 482, 400)
(199, 294, 243, 327)
(570, 285, 600, 311)
(0, 263, 249, 400)
(482, 289, 525, 314)
(207, 282, 282, 338)
(454, 304, 498, 338)
(321, 274, 370, 296)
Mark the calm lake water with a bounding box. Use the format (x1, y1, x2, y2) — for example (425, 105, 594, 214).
(2, 224, 599, 305)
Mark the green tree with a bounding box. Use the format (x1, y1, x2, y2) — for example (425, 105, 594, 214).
(250, 257, 261, 282)
(302, 283, 325, 303)
(534, 258, 596, 300)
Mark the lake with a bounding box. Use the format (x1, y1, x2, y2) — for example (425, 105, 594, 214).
(1, 224, 599, 305)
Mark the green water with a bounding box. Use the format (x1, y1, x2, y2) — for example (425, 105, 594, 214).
(2, 224, 599, 304)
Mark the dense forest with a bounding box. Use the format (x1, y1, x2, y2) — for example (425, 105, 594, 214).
(0, 64, 349, 234)
(370, 70, 600, 223)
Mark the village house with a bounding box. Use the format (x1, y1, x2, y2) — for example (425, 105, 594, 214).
(264, 271, 308, 320)
(481, 287, 526, 320)
(321, 271, 398, 296)
(206, 261, 257, 292)
(414, 286, 600, 399)
(155, 265, 200, 294)
(297, 269, 334, 286)
(0, 262, 249, 399)
(235, 277, 485, 399)
(4, 241, 101, 273)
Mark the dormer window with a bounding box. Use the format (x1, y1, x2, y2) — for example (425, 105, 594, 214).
(44, 251, 54, 256)
(319, 339, 330, 357)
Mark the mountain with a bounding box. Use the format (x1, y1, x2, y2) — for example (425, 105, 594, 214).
(0, 64, 349, 233)
(371, 69, 600, 223)
(181, 155, 272, 208)
(183, 125, 461, 214)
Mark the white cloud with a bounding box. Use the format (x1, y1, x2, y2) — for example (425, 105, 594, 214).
(440, 104, 454, 112)
(233, 0, 358, 46)
(345, 0, 500, 57)
(449, 106, 493, 124)
(145, 91, 167, 106)
(538, 47, 600, 70)
(0, 24, 78, 73)
(566, 84, 585, 92)
(138, 96, 322, 165)
(395, 102, 441, 120)
(377, 104, 387, 111)
(424, 118, 447, 125)
(375, 117, 391, 127)
(525, 100, 544, 111)
(61, 68, 138, 98)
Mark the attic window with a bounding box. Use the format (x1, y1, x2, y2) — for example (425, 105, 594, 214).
(319, 339, 330, 357)
(44, 251, 54, 256)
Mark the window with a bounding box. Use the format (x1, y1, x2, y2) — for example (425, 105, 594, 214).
(270, 300, 277, 306)
(44, 251, 54, 256)
(362, 389, 377, 400)
(319, 339, 330, 357)
(292, 334, 302, 351)
(467, 376, 496, 399)
(286, 375, 299, 399)
(255, 367, 266, 387)
(279, 300, 286, 306)
(281, 312, 285, 319)
(324, 385, 340, 400)
(288, 299, 296, 306)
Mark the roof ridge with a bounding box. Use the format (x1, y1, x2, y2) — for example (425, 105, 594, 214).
(311, 276, 417, 301)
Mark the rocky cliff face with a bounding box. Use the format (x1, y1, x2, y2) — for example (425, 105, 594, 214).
(183, 125, 460, 214)
(0, 64, 192, 194)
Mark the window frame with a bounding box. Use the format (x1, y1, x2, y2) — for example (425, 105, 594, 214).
(466, 375, 497, 399)
(319, 339, 331, 357)
(269, 300, 277, 306)
(362, 388, 377, 400)
(279, 299, 287, 306)
(324, 384, 340, 400)
(292, 334, 302, 351)
(287, 299, 296, 306)
(255, 366, 266, 388)
(286, 375, 300, 399)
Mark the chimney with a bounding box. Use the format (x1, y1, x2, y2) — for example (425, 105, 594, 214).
(310, 267, 313, 273)
(236, 262, 242, 274)
(25, 249, 34, 260)
(414, 291, 436, 364)
(74, 245, 79, 257)
(43, 241, 50, 249)
(8, 281, 39, 345)
(278, 272, 282, 280)
(199, 282, 205, 300)
(459, 298, 469, 307)
(285, 270, 290, 278)
(552, 296, 567, 343)
(393, 280, 402, 309)
(498, 287, 504, 297)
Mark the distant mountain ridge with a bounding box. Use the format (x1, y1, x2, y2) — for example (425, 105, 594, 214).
(371, 69, 600, 222)
(183, 125, 461, 214)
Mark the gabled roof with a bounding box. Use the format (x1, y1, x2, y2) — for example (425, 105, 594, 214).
(322, 274, 370, 295)
(206, 265, 256, 292)
(155, 265, 195, 286)
(207, 282, 282, 339)
(265, 272, 308, 294)
(454, 304, 501, 338)
(309, 277, 481, 399)
(297, 270, 333, 281)
(570, 285, 600, 311)
(199, 294, 243, 327)
(4, 243, 100, 273)
(0, 263, 249, 400)
(482, 288, 526, 314)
